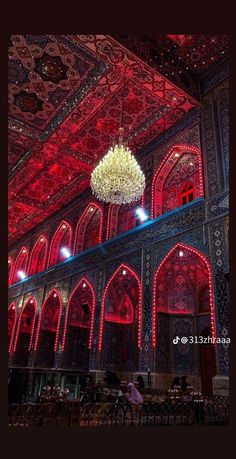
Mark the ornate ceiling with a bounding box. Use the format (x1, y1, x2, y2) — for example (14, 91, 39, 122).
(8, 34, 228, 245)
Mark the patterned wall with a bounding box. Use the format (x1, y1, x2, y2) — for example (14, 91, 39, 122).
(8, 58, 229, 380)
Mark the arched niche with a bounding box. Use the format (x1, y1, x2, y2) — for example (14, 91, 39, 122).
(12, 247, 28, 284)
(74, 203, 103, 254)
(28, 235, 48, 276)
(153, 243, 216, 395)
(106, 201, 141, 240)
(13, 297, 37, 366)
(48, 221, 72, 267)
(152, 145, 204, 219)
(99, 264, 142, 372)
(34, 289, 62, 368)
(8, 303, 17, 352)
(62, 278, 95, 370)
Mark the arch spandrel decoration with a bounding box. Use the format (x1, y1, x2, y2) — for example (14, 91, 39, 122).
(151, 145, 204, 219)
(74, 203, 103, 255)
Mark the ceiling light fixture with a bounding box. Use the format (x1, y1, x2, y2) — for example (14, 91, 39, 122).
(90, 60, 145, 205)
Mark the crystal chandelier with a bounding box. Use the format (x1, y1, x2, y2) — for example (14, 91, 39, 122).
(90, 63, 146, 205)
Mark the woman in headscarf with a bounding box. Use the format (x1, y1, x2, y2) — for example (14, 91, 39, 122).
(126, 382, 143, 405)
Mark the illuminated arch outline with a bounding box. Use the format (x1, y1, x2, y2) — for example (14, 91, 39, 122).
(62, 276, 96, 351)
(152, 242, 216, 348)
(12, 246, 28, 284)
(47, 220, 72, 267)
(73, 202, 103, 255)
(34, 288, 63, 352)
(8, 303, 17, 352)
(151, 144, 204, 219)
(13, 296, 37, 352)
(28, 235, 48, 276)
(8, 256, 14, 286)
(98, 263, 142, 351)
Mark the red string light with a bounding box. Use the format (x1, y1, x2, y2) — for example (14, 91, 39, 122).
(34, 288, 63, 352)
(8, 256, 14, 286)
(152, 242, 217, 348)
(151, 144, 204, 219)
(8, 303, 17, 352)
(62, 277, 96, 351)
(98, 263, 142, 351)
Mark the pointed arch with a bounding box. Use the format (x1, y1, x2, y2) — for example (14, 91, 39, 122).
(152, 242, 216, 348)
(62, 277, 96, 351)
(106, 203, 120, 240)
(28, 235, 48, 276)
(8, 256, 14, 286)
(48, 221, 72, 267)
(106, 201, 141, 240)
(13, 296, 37, 353)
(12, 247, 28, 284)
(34, 288, 62, 352)
(8, 303, 17, 352)
(98, 263, 142, 352)
(151, 144, 204, 219)
(74, 202, 103, 254)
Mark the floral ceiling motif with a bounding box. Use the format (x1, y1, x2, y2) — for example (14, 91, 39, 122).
(8, 34, 227, 245)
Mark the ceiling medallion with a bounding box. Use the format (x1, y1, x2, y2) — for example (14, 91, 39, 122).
(90, 61, 146, 205)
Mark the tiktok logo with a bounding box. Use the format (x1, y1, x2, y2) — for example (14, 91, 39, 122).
(173, 336, 180, 344)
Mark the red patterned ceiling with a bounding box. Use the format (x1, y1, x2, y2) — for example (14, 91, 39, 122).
(8, 34, 200, 245)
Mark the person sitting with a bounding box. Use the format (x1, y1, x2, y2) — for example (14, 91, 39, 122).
(137, 374, 145, 389)
(126, 382, 143, 405)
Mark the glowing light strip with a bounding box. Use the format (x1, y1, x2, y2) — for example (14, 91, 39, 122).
(62, 277, 96, 351)
(152, 243, 217, 349)
(28, 234, 48, 276)
(47, 221, 72, 268)
(34, 288, 63, 352)
(151, 144, 204, 219)
(13, 296, 37, 352)
(8, 303, 17, 353)
(12, 246, 28, 284)
(106, 204, 113, 240)
(8, 256, 14, 286)
(98, 263, 142, 351)
(73, 202, 103, 255)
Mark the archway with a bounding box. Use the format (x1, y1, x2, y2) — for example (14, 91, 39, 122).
(74, 203, 103, 254)
(48, 221, 72, 267)
(28, 235, 48, 276)
(153, 243, 216, 395)
(13, 297, 37, 366)
(34, 289, 62, 368)
(106, 201, 141, 240)
(62, 278, 96, 370)
(8, 303, 17, 352)
(151, 145, 204, 218)
(12, 247, 28, 284)
(99, 264, 142, 372)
